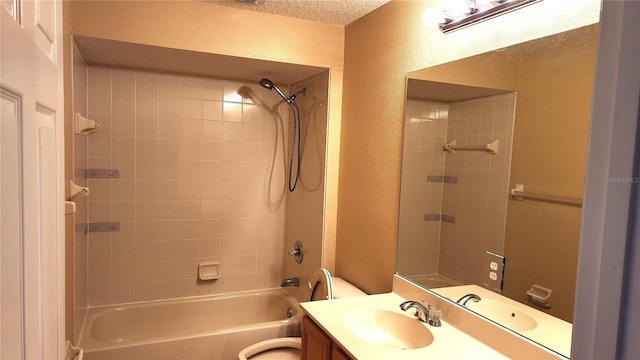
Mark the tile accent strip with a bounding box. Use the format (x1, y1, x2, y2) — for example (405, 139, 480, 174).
(427, 175, 458, 184)
(87, 222, 121, 232)
(423, 214, 456, 224)
(86, 168, 120, 179)
(441, 214, 456, 224)
(424, 214, 442, 222)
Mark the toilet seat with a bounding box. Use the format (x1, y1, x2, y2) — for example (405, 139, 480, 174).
(239, 268, 363, 360)
(308, 267, 333, 301)
(237, 338, 301, 360)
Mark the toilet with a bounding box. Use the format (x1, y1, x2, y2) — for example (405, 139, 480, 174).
(237, 268, 366, 360)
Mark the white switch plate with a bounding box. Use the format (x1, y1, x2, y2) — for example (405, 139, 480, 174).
(483, 251, 505, 292)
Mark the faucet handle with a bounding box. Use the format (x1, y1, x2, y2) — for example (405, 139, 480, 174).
(287, 240, 303, 264)
(428, 307, 442, 327)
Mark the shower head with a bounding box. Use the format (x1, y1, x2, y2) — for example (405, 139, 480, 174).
(259, 78, 290, 103)
(259, 78, 274, 90)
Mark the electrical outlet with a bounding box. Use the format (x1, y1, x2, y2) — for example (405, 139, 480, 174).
(483, 251, 505, 292)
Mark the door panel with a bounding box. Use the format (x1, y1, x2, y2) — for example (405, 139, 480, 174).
(35, 0, 55, 61)
(1, 0, 65, 358)
(1, 0, 19, 22)
(1, 87, 24, 360)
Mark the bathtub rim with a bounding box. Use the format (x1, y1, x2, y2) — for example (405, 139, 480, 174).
(78, 287, 302, 352)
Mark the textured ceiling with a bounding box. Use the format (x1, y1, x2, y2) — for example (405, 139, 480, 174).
(203, 0, 391, 25)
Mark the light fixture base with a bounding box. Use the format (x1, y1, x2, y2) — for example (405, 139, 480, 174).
(440, 0, 543, 34)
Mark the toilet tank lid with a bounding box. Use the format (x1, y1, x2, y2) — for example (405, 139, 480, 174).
(331, 277, 367, 298)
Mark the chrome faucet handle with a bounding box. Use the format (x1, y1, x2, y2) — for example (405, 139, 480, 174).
(400, 300, 442, 327)
(287, 248, 300, 256)
(427, 307, 442, 327)
(287, 240, 303, 264)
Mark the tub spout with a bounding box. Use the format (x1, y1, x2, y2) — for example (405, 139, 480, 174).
(280, 278, 300, 287)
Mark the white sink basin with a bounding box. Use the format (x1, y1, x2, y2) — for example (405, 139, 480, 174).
(343, 309, 433, 350)
(466, 298, 538, 332)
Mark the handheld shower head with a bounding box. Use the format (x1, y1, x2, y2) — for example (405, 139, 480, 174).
(258, 77, 308, 192)
(259, 78, 289, 103)
(259, 78, 274, 90)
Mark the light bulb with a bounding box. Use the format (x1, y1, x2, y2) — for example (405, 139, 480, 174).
(423, 8, 446, 26)
(444, 0, 467, 18)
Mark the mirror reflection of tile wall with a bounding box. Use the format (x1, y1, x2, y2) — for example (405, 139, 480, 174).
(398, 93, 517, 289)
(440, 93, 516, 286)
(397, 99, 449, 276)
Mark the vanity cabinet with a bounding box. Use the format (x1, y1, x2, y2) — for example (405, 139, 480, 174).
(302, 315, 354, 360)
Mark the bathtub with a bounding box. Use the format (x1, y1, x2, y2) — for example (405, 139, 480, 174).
(79, 288, 301, 360)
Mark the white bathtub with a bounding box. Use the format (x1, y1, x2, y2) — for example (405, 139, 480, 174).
(79, 288, 301, 360)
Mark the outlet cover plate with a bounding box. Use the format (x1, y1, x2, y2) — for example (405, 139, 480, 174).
(483, 251, 505, 292)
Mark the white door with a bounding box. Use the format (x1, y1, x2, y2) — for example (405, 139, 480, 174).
(1, 0, 65, 359)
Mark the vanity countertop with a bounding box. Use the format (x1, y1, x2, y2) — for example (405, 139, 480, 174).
(302, 292, 511, 360)
(432, 284, 572, 358)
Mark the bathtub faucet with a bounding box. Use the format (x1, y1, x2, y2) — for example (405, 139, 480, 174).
(280, 277, 300, 287)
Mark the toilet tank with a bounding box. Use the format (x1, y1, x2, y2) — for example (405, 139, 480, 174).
(331, 277, 367, 299)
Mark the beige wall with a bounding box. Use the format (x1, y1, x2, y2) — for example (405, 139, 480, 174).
(503, 33, 598, 321)
(337, 0, 600, 294)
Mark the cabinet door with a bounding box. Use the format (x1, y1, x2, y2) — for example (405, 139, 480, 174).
(331, 346, 354, 360)
(302, 316, 331, 360)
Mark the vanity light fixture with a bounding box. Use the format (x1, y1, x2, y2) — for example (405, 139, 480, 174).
(439, 0, 543, 33)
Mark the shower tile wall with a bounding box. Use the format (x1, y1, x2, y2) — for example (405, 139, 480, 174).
(72, 43, 89, 343)
(396, 99, 449, 276)
(439, 93, 516, 286)
(84, 66, 289, 306)
(283, 71, 329, 302)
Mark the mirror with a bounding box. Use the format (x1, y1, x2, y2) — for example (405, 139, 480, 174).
(397, 24, 598, 357)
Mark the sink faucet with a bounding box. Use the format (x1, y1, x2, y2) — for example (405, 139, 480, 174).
(280, 277, 300, 287)
(456, 293, 481, 306)
(399, 300, 442, 327)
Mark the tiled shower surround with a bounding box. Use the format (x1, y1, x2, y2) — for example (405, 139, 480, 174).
(80, 65, 314, 306)
(440, 93, 517, 286)
(72, 43, 89, 342)
(398, 93, 516, 287)
(397, 99, 449, 276)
